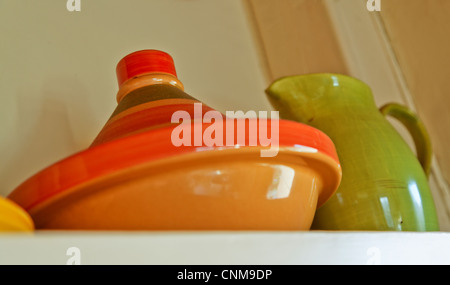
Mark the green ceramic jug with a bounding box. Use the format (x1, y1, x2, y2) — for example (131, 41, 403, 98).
(265, 73, 439, 231)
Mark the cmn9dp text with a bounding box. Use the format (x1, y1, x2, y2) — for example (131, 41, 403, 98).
(221, 269, 272, 280)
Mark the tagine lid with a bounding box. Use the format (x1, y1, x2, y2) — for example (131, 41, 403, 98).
(8, 50, 341, 213)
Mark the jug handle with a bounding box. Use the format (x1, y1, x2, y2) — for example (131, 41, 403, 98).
(379, 103, 432, 177)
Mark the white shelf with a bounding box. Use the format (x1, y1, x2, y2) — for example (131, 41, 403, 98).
(1, 231, 449, 265)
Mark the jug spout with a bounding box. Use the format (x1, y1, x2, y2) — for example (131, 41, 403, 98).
(265, 73, 376, 124)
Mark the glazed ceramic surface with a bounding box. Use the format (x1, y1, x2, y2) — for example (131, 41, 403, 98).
(266, 73, 439, 231)
(8, 120, 341, 230)
(7, 51, 342, 231)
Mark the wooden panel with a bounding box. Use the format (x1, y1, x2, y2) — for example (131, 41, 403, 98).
(380, 1, 450, 186)
(246, 0, 348, 80)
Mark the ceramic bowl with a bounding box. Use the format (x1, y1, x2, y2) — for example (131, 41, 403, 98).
(8, 120, 341, 230)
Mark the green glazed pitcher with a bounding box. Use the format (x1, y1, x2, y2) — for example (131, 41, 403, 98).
(266, 73, 439, 231)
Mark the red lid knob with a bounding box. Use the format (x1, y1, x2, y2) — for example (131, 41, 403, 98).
(116, 50, 178, 87)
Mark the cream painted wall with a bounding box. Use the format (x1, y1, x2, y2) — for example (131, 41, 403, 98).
(0, 0, 270, 196)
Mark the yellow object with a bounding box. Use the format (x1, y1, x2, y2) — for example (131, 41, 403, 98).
(0, 196, 34, 232)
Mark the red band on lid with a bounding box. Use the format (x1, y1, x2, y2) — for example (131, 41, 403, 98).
(116, 50, 177, 87)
